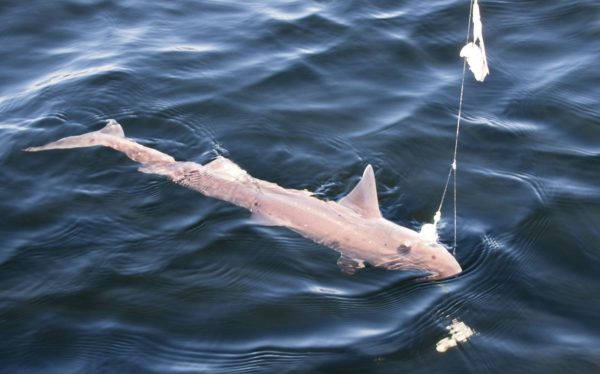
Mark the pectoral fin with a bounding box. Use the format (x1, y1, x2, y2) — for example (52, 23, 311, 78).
(337, 255, 365, 275)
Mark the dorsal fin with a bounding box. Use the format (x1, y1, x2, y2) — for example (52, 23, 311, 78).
(338, 164, 382, 219)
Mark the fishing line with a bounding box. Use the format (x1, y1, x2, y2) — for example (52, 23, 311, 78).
(428, 1, 489, 354)
(422, 0, 488, 255)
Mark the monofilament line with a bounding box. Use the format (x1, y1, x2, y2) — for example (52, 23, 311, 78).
(436, 0, 475, 255)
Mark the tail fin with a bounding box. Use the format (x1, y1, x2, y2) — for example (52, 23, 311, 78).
(99, 119, 125, 137)
(24, 119, 124, 152)
(24, 119, 175, 164)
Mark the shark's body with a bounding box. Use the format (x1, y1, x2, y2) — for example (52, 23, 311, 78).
(25, 120, 461, 280)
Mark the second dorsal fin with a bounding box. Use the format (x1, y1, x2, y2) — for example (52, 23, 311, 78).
(338, 165, 382, 219)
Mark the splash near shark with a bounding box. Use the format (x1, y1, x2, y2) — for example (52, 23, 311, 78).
(24, 120, 461, 280)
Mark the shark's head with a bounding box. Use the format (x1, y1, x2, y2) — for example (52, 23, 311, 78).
(382, 234, 462, 281)
(339, 164, 462, 281)
(413, 240, 462, 280)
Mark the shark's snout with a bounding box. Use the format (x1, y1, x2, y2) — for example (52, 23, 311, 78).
(427, 253, 462, 280)
(436, 260, 462, 280)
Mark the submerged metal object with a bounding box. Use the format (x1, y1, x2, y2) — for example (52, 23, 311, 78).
(25, 120, 462, 280)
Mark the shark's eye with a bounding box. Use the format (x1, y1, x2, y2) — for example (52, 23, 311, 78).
(397, 244, 411, 255)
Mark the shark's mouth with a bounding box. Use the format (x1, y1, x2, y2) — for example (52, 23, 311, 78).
(381, 260, 435, 279)
(381, 258, 460, 281)
(419, 268, 462, 281)
(418, 272, 441, 281)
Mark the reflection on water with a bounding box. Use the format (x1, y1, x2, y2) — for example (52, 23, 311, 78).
(436, 319, 476, 353)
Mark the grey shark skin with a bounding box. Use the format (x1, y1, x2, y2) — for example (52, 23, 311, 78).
(25, 120, 462, 280)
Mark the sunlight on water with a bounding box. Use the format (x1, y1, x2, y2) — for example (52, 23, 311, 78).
(31, 64, 123, 91)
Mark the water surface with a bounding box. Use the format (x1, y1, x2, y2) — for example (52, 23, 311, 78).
(1, 0, 599, 372)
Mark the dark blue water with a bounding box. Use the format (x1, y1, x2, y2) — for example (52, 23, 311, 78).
(2, 0, 599, 372)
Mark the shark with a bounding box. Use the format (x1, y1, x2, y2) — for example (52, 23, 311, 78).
(24, 120, 462, 280)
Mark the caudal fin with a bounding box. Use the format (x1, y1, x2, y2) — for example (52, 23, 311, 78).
(24, 119, 175, 164)
(23, 119, 124, 152)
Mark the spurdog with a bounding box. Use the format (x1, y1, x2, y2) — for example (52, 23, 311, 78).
(25, 120, 461, 280)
